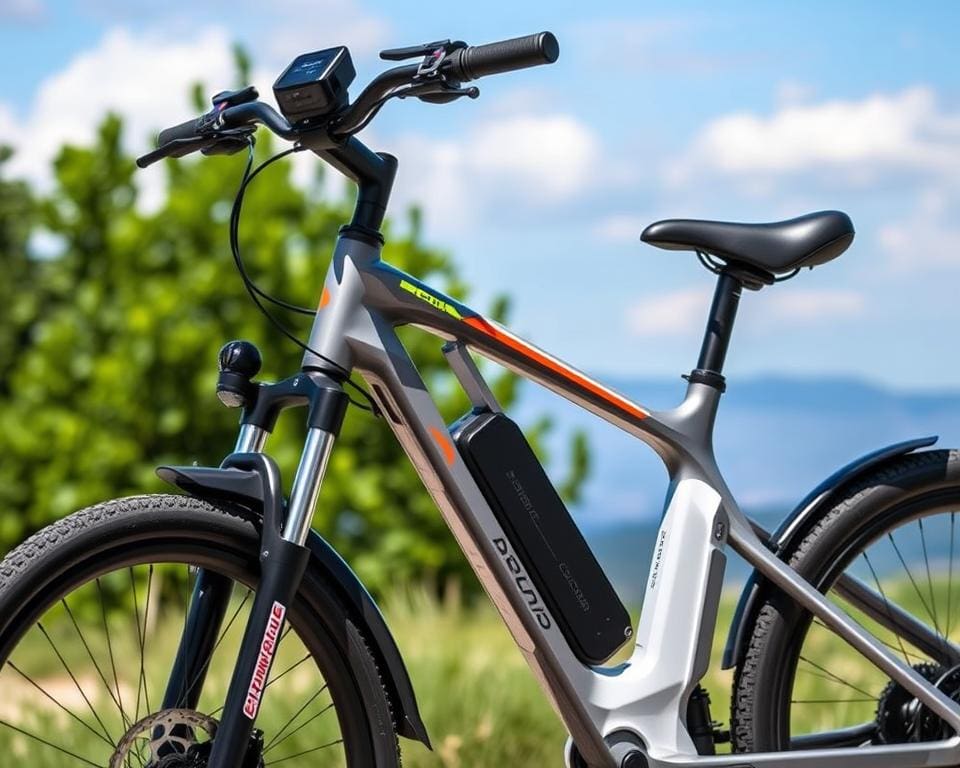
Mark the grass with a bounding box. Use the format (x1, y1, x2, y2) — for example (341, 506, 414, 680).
(0, 573, 954, 766)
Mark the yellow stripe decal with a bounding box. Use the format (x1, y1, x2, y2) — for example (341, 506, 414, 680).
(399, 279, 463, 320)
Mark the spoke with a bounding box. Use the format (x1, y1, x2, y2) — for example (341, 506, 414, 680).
(6, 661, 115, 747)
(263, 685, 329, 752)
(37, 622, 115, 743)
(797, 655, 876, 699)
(918, 518, 943, 639)
(129, 567, 149, 723)
(811, 618, 925, 663)
(265, 738, 343, 765)
(0, 718, 102, 767)
(214, 588, 253, 652)
(202, 589, 253, 717)
(791, 698, 876, 704)
(862, 552, 911, 662)
(182, 587, 252, 707)
(97, 577, 130, 731)
(949, 512, 956, 639)
(207, 647, 305, 721)
(262, 653, 311, 692)
(177, 565, 191, 707)
(61, 596, 129, 727)
(263, 702, 334, 754)
(140, 565, 154, 716)
(887, 532, 940, 634)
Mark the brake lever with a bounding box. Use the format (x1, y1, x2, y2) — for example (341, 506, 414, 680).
(380, 39, 464, 61)
(202, 130, 255, 157)
(211, 85, 259, 109)
(136, 127, 255, 168)
(136, 136, 211, 168)
(398, 81, 479, 104)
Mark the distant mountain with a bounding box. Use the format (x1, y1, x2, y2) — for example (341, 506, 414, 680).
(508, 376, 960, 603)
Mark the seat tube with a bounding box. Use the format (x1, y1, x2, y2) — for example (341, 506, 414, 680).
(687, 270, 743, 391)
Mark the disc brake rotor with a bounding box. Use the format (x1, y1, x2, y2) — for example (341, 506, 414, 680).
(110, 708, 219, 768)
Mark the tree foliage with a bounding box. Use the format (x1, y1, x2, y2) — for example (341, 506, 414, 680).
(0, 103, 588, 594)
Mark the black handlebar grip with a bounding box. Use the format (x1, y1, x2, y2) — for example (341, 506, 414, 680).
(157, 117, 202, 147)
(448, 32, 559, 82)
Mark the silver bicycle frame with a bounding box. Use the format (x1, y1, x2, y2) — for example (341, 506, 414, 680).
(298, 230, 960, 768)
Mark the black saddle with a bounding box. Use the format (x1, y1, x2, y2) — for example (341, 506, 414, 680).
(641, 211, 854, 286)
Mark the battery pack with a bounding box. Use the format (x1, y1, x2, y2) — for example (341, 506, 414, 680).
(453, 411, 631, 665)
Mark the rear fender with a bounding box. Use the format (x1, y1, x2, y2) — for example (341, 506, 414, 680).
(721, 436, 938, 670)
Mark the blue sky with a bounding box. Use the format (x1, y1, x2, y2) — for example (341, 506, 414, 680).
(2, 1, 960, 391)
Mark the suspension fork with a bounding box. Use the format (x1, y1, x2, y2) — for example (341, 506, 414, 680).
(201, 374, 346, 768)
(159, 348, 348, 765)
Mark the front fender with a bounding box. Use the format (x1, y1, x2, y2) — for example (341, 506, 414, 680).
(302, 528, 431, 747)
(158, 458, 431, 748)
(721, 435, 938, 670)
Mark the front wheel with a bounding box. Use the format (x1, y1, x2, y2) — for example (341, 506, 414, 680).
(732, 449, 960, 753)
(0, 494, 401, 767)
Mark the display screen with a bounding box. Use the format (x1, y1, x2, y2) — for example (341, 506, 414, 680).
(276, 48, 341, 89)
(273, 45, 355, 121)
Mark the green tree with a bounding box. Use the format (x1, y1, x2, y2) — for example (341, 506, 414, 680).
(0, 106, 588, 594)
(0, 147, 35, 379)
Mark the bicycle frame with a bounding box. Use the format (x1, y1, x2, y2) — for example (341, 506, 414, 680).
(272, 228, 960, 768)
(148, 127, 960, 767)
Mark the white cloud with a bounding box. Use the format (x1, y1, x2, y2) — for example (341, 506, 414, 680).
(573, 18, 762, 75)
(470, 115, 599, 201)
(1, 23, 595, 231)
(574, 18, 688, 61)
(879, 188, 960, 271)
(263, 0, 391, 62)
(0, 0, 44, 21)
(0, 26, 235, 199)
(775, 80, 817, 108)
(383, 113, 600, 236)
(670, 86, 960, 186)
(755, 288, 865, 323)
(594, 213, 648, 243)
(626, 285, 864, 339)
(626, 287, 711, 337)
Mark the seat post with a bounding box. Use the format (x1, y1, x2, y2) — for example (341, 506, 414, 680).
(689, 270, 742, 391)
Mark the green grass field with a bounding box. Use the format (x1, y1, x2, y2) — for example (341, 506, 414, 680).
(0, 576, 952, 766)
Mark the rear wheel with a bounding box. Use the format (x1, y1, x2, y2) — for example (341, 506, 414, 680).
(0, 494, 401, 767)
(733, 449, 960, 752)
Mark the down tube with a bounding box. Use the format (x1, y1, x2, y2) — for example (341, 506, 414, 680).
(348, 323, 615, 766)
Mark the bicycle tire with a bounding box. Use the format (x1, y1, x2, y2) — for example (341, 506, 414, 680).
(0, 493, 401, 767)
(732, 449, 960, 752)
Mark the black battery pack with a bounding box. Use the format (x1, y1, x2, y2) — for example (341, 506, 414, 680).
(453, 411, 631, 665)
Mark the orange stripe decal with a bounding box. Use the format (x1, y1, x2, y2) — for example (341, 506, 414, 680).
(429, 426, 456, 466)
(464, 316, 648, 421)
(319, 286, 331, 309)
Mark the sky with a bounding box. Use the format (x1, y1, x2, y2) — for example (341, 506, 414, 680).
(2, 1, 960, 392)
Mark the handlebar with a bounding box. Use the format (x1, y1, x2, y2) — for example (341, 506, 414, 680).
(136, 102, 298, 168)
(444, 32, 559, 81)
(157, 117, 204, 147)
(138, 31, 559, 169)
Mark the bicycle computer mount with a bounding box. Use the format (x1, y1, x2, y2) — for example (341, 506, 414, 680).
(273, 46, 356, 125)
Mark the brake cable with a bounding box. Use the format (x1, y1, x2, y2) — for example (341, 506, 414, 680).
(229, 139, 380, 415)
